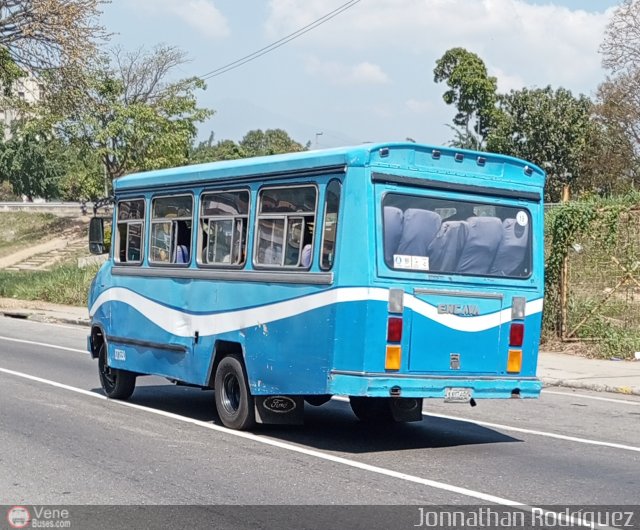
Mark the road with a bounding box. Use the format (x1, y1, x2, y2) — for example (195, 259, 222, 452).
(0, 316, 639, 528)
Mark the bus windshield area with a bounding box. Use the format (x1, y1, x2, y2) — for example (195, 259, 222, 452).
(382, 193, 531, 278)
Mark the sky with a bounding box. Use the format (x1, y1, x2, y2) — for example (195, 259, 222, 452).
(102, 0, 622, 149)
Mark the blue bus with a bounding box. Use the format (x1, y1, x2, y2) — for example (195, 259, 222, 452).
(87, 142, 545, 430)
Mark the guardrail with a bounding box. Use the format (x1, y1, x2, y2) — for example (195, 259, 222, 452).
(0, 202, 111, 217)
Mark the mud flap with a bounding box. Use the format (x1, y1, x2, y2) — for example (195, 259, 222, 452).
(255, 395, 304, 425)
(390, 398, 424, 422)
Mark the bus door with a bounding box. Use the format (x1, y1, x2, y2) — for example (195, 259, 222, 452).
(407, 287, 504, 374)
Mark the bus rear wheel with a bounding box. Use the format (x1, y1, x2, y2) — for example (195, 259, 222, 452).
(349, 397, 394, 423)
(98, 344, 136, 400)
(214, 355, 256, 430)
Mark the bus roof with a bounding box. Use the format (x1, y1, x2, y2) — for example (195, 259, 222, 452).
(114, 142, 545, 193)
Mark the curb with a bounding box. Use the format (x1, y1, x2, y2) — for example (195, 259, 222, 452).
(0, 310, 89, 328)
(541, 377, 640, 397)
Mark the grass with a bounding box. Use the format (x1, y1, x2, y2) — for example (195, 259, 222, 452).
(0, 211, 95, 306)
(0, 264, 99, 306)
(0, 212, 79, 258)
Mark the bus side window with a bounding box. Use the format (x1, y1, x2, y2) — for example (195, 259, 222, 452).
(255, 185, 317, 268)
(200, 190, 249, 266)
(115, 199, 145, 265)
(149, 195, 193, 265)
(321, 180, 341, 271)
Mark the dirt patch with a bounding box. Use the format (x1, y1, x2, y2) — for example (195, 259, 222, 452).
(540, 337, 605, 358)
(0, 214, 88, 258)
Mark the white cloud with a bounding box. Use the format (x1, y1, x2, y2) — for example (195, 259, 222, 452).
(305, 57, 390, 85)
(490, 66, 526, 93)
(266, 0, 615, 95)
(405, 99, 433, 113)
(135, 0, 230, 39)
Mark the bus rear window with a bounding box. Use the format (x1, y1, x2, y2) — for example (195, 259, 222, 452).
(382, 194, 531, 278)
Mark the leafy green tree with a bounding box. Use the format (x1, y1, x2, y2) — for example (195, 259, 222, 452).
(190, 133, 246, 163)
(57, 146, 104, 201)
(486, 86, 593, 202)
(0, 180, 18, 200)
(0, 48, 23, 93)
(433, 47, 499, 148)
(239, 129, 307, 157)
(41, 45, 213, 182)
(191, 129, 308, 164)
(0, 125, 68, 200)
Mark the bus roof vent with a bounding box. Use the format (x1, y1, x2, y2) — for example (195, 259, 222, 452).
(524, 165, 533, 176)
(454, 153, 464, 162)
(380, 147, 390, 158)
(432, 149, 441, 160)
(477, 156, 486, 166)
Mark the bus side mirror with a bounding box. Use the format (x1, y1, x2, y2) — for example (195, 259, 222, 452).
(89, 217, 106, 255)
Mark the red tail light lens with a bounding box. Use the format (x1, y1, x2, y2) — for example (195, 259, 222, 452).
(387, 317, 403, 342)
(509, 323, 524, 347)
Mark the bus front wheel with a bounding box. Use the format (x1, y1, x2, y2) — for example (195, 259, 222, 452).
(349, 397, 394, 423)
(214, 355, 256, 430)
(98, 344, 136, 400)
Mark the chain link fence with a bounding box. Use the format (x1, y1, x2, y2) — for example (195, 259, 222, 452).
(545, 203, 640, 358)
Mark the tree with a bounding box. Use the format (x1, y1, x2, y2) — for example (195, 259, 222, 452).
(595, 0, 640, 192)
(56, 145, 104, 201)
(586, 76, 640, 194)
(0, 124, 68, 200)
(0, 0, 106, 74)
(600, 0, 640, 75)
(433, 47, 499, 148)
(486, 87, 593, 201)
(239, 129, 307, 157)
(190, 129, 308, 164)
(190, 133, 247, 163)
(44, 45, 213, 182)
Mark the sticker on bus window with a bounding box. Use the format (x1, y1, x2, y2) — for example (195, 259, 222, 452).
(394, 255, 429, 271)
(393, 254, 413, 269)
(516, 211, 528, 226)
(411, 256, 429, 271)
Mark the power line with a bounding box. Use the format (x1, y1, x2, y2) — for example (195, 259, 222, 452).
(199, 0, 362, 81)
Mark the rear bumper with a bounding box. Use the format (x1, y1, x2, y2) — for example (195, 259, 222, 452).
(328, 371, 541, 399)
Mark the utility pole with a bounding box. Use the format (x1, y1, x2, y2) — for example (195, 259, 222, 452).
(315, 132, 323, 149)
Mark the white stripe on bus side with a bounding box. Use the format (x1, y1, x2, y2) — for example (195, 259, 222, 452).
(89, 286, 543, 338)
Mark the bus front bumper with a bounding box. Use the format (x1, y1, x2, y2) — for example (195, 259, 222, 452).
(328, 371, 542, 399)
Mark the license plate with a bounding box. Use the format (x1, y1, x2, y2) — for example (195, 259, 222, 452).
(444, 387, 472, 403)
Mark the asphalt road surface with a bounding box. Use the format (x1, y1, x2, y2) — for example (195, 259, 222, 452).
(0, 316, 639, 529)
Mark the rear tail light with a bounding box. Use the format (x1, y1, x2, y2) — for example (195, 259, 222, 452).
(509, 323, 524, 347)
(507, 349, 522, 373)
(385, 345, 402, 370)
(387, 317, 403, 343)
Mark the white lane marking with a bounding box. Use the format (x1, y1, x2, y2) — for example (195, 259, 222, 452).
(0, 331, 634, 454)
(333, 397, 640, 453)
(0, 335, 87, 355)
(425, 412, 640, 453)
(543, 389, 640, 406)
(0, 366, 614, 529)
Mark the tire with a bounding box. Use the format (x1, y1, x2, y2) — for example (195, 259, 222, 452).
(214, 355, 256, 430)
(98, 344, 136, 400)
(349, 397, 394, 423)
